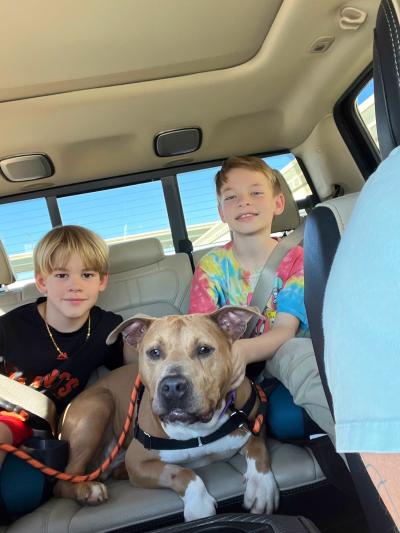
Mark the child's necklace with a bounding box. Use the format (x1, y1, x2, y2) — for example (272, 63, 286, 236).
(43, 305, 91, 361)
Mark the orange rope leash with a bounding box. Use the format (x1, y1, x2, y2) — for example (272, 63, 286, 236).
(0, 374, 142, 483)
(251, 385, 268, 435)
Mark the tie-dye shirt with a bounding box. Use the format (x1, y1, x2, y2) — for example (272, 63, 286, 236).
(189, 241, 309, 337)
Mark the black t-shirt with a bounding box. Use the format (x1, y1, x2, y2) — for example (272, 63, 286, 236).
(0, 298, 123, 412)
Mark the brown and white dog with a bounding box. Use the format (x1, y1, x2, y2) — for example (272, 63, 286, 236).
(54, 306, 279, 522)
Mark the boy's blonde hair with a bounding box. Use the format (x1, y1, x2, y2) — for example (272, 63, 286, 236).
(34, 225, 109, 277)
(215, 156, 281, 197)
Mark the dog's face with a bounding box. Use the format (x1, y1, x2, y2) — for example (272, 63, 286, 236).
(107, 306, 261, 425)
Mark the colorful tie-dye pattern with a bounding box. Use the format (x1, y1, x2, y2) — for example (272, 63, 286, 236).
(189, 241, 309, 337)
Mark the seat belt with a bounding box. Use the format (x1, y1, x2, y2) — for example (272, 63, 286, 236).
(244, 222, 304, 338)
(0, 374, 57, 435)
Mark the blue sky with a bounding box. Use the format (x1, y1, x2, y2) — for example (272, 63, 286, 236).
(356, 79, 374, 104)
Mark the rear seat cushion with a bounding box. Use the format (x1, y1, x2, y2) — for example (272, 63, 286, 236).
(0, 291, 22, 316)
(4, 440, 323, 533)
(108, 238, 164, 274)
(0, 241, 15, 287)
(98, 239, 193, 317)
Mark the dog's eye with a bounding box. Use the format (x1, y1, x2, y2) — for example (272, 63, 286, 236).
(147, 348, 161, 360)
(197, 345, 214, 357)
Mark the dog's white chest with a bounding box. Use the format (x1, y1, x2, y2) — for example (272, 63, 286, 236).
(159, 415, 251, 468)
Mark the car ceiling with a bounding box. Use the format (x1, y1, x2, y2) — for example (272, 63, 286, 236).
(0, 0, 380, 197)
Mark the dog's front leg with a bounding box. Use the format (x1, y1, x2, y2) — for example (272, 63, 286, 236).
(241, 431, 279, 514)
(125, 444, 216, 521)
(53, 386, 114, 505)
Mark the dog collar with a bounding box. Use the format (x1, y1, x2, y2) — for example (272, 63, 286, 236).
(133, 382, 267, 451)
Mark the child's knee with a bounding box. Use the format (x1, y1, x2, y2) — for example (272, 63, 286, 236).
(266, 337, 317, 390)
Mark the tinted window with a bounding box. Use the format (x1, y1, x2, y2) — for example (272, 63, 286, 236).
(355, 79, 379, 149)
(58, 181, 173, 252)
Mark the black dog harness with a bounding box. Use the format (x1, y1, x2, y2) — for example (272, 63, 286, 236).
(133, 382, 268, 451)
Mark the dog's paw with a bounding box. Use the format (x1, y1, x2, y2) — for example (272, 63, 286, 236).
(243, 469, 279, 514)
(183, 476, 217, 521)
(75, 481, 109, 506)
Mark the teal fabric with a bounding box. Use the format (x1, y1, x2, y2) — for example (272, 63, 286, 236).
(267, 383, 305, 440)
(324, 146, 400, 453)
(0, 454, 44, 514)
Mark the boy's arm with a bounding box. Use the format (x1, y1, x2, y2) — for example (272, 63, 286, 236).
(231, 312, 299, 389)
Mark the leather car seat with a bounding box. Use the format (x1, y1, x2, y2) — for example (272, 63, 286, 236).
(303, 1, 400, 531)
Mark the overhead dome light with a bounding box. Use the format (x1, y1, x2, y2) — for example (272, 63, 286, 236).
(154, 128, 202, 157)
(0, 154, 54, 182)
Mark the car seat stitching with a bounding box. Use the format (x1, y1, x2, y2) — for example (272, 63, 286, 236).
(386, 0, 400, 63)
(383, 1, 400, 88)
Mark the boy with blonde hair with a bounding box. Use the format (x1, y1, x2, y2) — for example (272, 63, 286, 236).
(0, 225, 125, 466)
(189, 156, 333, 438)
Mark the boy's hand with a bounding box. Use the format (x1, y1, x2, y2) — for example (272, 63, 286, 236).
(230, 339, 248, 390)
(229, 314, 300, 389)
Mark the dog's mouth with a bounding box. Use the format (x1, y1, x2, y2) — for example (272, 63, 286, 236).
(160, 408, 214, 425)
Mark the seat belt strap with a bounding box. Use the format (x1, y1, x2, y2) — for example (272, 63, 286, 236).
(244, 222, 305, 338)
(0, 374, 57, 435)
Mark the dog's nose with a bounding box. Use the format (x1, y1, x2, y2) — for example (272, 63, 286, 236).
(160, 376, 188, 402)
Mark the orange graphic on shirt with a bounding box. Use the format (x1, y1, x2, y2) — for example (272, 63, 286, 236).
(10, 368, 81, 399)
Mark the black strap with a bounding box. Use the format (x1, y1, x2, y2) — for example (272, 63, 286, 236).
(134, 383, 260, 451)
(178, 238, 195, 273)
(307, 435, 359, 499)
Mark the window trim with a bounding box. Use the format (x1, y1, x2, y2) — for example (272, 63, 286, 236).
(334, 65, 380, 180)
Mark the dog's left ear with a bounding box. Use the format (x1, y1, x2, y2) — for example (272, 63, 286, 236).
(211, 305, 264, 341)
(106, 315, 155, 346)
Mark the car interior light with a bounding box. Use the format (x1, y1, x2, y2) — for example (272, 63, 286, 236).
(0, 154, 54, 182)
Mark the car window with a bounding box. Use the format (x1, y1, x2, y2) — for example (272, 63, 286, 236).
(58, 181, 173, 252)
(0, 198, 52, 282)
(355, 78, 379, 149)
(0, 156, 310, 283)
(177, 154, 311, 250)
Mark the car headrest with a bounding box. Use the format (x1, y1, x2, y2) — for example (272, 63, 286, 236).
(373, 0, 400, 159)
(0, 240, 15, 286)
(314, 193, 359, 238)
(108, 238, 164, 274)
(271, 170, 301, 233)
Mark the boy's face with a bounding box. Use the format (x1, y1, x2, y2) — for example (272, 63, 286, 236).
(218, 168, 285, 237)
(35, 252, 108, 323)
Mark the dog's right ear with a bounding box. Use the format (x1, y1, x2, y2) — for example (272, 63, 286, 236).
(210, 305, 264, 341)
(106, 315, 155, 346)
